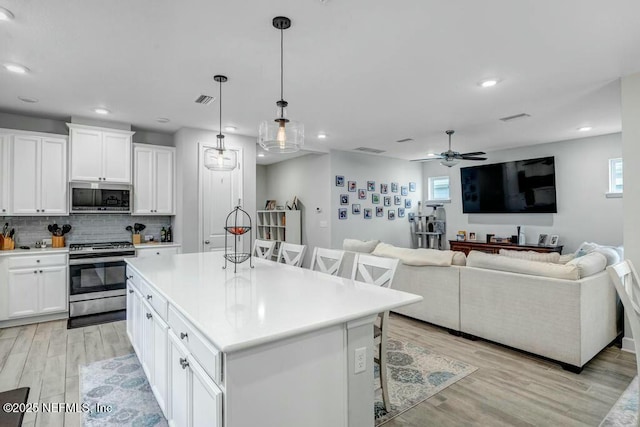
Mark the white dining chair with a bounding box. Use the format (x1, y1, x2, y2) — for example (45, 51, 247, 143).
(607, 260, 640, 378)
(253, 239, 276, 260)
(309, 247, 346, 276)
(351, 253, 399, 412)
(277, 242, 307, 267)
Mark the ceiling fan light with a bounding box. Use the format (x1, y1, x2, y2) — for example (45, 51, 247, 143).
(440, 158, 460, 167)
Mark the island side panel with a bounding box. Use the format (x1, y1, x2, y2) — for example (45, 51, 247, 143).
(224, 324, 348, 427)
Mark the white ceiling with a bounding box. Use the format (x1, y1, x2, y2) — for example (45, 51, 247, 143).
(1, 0, 640, 161)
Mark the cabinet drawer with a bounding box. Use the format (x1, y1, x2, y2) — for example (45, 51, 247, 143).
(126, 266, 143, 291)
(139, 280, 168, 321)
(168, 305, 221, 384)
(8, 253, 67, 269)
(136, 247, 179, 258)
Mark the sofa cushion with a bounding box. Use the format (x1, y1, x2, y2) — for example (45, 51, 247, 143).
(452, 251, 467, 266)
(498, 249, 561, 263)
(558, 253, 576, 264)
(566, 252, 607, 278)
(467, 250, 580, 280)
(372, 242, 463, 266)
(342, 239, 380, 253)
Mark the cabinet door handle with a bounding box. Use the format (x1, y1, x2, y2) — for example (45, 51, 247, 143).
(179, 357, 189, 369)
(156, 252, 160, 255)
(146, 313, 152, 319)
(127, 275, 133, 279)
(180, 332, 188, 340)
(1, 209, 5, 212)
(146, 295, 152, 300)
(41, 209, 45, 212)
(36, 260, 40, 263)
(128, 290, 134, 294)
(204, 240, 210, 244)
(39, 270, 43, 273)
(33, 270, 37, 274)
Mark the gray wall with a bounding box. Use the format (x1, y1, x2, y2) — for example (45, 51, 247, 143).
(256, 165, 268, 210)
(174, 128, 256, 253)
(422, 133, 623, 253)
(0, 111, 67, 135)
(330, 150, 423, 249)
(260, 154, 331, 267)
(3, 214, 171, 246)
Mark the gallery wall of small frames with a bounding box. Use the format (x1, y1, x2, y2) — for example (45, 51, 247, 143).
(335, 175, 417, 221)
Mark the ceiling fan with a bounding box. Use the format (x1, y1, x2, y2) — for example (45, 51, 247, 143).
(411, 130, 487, 167)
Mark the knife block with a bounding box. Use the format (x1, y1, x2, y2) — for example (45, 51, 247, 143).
(132, 234, 141, 244)
(0, 236, 15, 250)
(52, 236, 65, 248)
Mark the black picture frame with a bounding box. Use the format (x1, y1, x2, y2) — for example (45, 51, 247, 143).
(336, 175, 344, 186)
(340, 194, 349, 205)
(364, 208, 372, 219)
(338, 208, 347, 219)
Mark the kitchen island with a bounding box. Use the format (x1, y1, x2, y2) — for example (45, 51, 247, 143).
(125, 252, 421, 427)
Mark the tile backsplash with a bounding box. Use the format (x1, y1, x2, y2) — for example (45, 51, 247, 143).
(1, 214, 173, 246)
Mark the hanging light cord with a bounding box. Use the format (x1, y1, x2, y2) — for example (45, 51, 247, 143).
(280, 26, 284, 102)
(218, 78, 223, 150)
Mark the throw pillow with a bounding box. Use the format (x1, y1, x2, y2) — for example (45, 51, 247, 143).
(342, 238, 380, 253)
(592, 247, 620, 266)
(574, 241, 599, 258)
(467, 250, 580, 280)
(498, 249, 560, 263)
(566, 252, 607, 278)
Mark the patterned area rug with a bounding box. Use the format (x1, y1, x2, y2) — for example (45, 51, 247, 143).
(79, 353, 167, 426)
(374, 339, 478, 425)
(600, 376, 639, 426)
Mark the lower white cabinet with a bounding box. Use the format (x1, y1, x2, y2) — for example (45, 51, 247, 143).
(136, 246, 180, 259)
(168, 331, 222, 427)
(6, 257, 67, 319)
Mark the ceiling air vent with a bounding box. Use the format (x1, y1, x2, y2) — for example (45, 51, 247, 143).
(396, 138, 414, 143)
(195, 95, 216, 105)
(499, 113, 531, 122)
(354, 147, 386, 154)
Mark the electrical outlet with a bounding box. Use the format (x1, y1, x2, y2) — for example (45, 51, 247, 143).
(354, 347, 366, 374)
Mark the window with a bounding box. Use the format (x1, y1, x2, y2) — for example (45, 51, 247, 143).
(609, 158, 623, 194)
(428, 176, 450, 201)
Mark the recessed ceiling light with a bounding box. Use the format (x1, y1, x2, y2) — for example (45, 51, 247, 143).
(0, 7, 14, 21)
(258, 153, 265, 157)
(156, 117, 170, 123)
(479, 79, 499, 88)
(4, 63, 28, 74)
(578, 126, 593, 132)
(427, 153, 436, 157)
(317, 133, 327, 139)
(93, 108, 110, 115)
(224, 126, 237, 132)
(18, 96, 38, 103)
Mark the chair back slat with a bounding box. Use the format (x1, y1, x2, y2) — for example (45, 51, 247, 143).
(278, 243, 307, 267)
(310, 248, 345, 276)
(253, 239, 276, 259)
(351, 253, 399, 288)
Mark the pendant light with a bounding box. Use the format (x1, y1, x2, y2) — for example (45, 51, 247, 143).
(204, 75, 237, 171)
(258, 16, 304, 153)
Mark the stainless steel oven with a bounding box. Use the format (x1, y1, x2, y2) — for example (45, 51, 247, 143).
(70, 183, 131, 213)
(68, 242, 135, 318)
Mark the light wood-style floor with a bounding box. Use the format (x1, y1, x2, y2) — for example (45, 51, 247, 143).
(0, 316, 635, 427)
(0, 320, 132, 427)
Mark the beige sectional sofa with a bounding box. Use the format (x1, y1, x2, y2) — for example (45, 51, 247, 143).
(341, 240, 620, 372)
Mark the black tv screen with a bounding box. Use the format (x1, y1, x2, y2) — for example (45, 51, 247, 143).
(460, 156, 557, 213)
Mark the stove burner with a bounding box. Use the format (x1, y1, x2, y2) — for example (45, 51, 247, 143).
(69, 241, 135, 252)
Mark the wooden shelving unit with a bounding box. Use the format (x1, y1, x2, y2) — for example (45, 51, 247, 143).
(256, 210, 301, 259)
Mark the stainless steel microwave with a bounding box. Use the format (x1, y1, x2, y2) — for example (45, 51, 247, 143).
(70, 183, 131, 213)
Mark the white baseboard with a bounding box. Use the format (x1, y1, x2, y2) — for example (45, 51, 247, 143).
(622, 337, 636, 353)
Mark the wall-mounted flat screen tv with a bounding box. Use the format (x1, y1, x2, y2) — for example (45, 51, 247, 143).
(460, 156, 557, 213)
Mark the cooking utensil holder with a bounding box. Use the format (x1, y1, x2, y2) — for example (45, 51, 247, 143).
(0, 236, 15, 250)
(52, 235, 65, 248)
(132, 234, 141, 244)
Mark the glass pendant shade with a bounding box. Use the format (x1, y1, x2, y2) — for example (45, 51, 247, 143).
(258, 105, 304, 153)
(204, 136, 237, 171)
(440, 158, 460, 168)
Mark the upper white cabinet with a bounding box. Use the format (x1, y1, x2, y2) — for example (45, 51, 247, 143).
(10, 134, 68, 216)
(68, 123, 134, 183)
(0, 135, 9, 215)
(133, 144, 175, 215)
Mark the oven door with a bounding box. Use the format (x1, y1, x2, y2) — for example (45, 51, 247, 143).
(69, 257, 129, 296)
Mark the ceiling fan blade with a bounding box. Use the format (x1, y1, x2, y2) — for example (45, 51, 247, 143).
(410, 156, 446, 162)
(460, 151, 486, 156)
(460, 156, 487, 161)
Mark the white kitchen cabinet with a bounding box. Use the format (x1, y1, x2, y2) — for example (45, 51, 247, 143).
(5, 254, 68, 319)
(167, 330, 221, 427)
(68, 123, 134, 183)
(10, 134, 68, 216)
(126, 282, 135, 343)
(0, 134, 10, 215)
(141, 299, 154, 379)
(151, 309, 169, 415)
(133, 144, 175, 215)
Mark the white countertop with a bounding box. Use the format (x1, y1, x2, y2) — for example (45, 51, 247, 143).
(126, 253, 422, 353)
(0, 247, 69, 256)
(135, 242, 181, 249)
